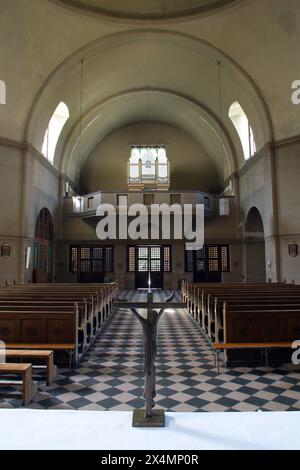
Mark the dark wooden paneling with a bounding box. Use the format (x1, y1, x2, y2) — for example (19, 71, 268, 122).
(47, 319, 74, 343)
(21, 319, 47, 343)
(0, 318, 20, 342)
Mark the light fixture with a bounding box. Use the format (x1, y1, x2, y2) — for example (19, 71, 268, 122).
(1, 244, 11, 258)
(78, 58, 85, 171)
(217, 60, 225, 185)
(289, 243, 298, 258)
(25, 247, 31, 270)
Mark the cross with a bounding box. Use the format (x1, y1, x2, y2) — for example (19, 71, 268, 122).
(114, 292, 185, 427)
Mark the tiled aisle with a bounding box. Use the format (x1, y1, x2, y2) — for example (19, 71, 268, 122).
(1, 290, 300, 412)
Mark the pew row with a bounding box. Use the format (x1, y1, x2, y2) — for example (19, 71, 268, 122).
(0, 282, 118, 366)
(0, 363, 38, 405)
(5, 350, 57, 385)
(182, 281, 300, 365)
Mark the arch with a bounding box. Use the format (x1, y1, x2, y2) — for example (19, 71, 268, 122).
(33, 208, 54, 283)
(49, 0, 246, 23)
(244, 207, 266, 283)
(229, 101, 256, 160)
(25, 29, 273, 177)
(42, 101, 69, 164)
(61, 88, 238, 183)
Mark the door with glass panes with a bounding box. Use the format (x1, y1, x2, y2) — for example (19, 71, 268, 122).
(70, 246, 114, 283)
(135, 246, 164, 289)
(185, 245, 230, 283)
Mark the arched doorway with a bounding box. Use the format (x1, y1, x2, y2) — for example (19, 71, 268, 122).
(33, 208, 53, 283)
(244, 207, 266, 282)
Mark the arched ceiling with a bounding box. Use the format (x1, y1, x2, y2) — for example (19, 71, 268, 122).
(1, 0, 299, 152)
(27, 29, 271, 184)
(51, 0, 240, 20)
(59, 89, 235, 183)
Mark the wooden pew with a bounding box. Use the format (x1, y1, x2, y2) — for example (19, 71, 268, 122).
(183, 281, 300, 365)
(6, 343, 76, 369)
(200, 287, 300, 335)
(5, 350, 57, 385)
(183, 281, 289, 319)
(0, 363, 38, 405)
(0, 282, 118, 366)
(213, 342, 293, 373)
(214, 296, 300, 343)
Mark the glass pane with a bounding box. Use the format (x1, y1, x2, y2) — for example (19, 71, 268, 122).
(80, 247, 91, 260)
(151, 246, 161, 259)
(139, 247, 148, 259)
(151, 260, 161, 272)
(80, 260, 90, 272)
(93, 247, 103, 259)
(128, 247, 135, 272)
(93, 260, 103, 272)
(105, 247, 113, 272)
(208, 247, 218, 259)
(185, 250, 193, 272)
(71, 247, 78, 273)
(138, 259, 148, 272)
(163, 246, 171, 272)
(196, 248, 206, 259)
(209, 259, 219, 272)
(221, 246, 229, 272)
(196, 260, 206, 271)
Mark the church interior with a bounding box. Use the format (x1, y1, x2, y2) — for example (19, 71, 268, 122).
(0, 0, 300, 451)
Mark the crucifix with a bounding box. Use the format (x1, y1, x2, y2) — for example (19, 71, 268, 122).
(115, 290, 184, 428)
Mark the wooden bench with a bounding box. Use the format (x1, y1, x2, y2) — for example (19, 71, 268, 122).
(214, 300, 300, 343)
(5, 343, 76, 368)
(213, 342, 293, 373)
(0, 363, 38, 405)
(0, 282, 118, 366)
(5, 350, 57, 385)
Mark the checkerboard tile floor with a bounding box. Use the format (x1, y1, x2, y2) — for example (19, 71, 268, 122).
(1, 290, 300, 412)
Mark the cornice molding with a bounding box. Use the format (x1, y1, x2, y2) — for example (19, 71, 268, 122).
(237, 134, 300, 178)
(0, 137, 76, 187)
(1, 134, 299, 185)
(271, 135, 300, 150)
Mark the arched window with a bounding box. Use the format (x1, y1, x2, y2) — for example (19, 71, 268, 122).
(42, 102, 69, 164)
(128, 146, 170, 191)
(228, 102, 256, 161)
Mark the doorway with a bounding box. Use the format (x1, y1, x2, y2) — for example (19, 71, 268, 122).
(135, 246, 164, 289)
(185, 245, 230, 283)
(33, 208, 53, 283)
(244, 207, 266, 282)
(69, 246, 114, 283)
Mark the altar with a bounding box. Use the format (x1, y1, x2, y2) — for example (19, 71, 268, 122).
(0, 409, 299, 450)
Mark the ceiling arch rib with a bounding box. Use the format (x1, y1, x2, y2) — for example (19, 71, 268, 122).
(50, 0, 246, 22)
(26, 28, 272, 181)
